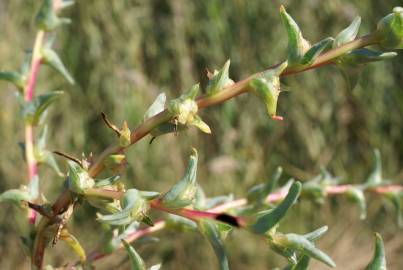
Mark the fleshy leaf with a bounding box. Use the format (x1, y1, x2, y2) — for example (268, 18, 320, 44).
(384, 191, 402, 227)
(366, 149, 383, 187)
(190, 115, 211, 134)
(300, 37, 334, 65)
(376, 7, 403, 49)
(272, 233, 336, 268)
(122, 239, 146, 270)
(149, 264, 162, 270)
(0, 71, 25, 91)
(365, 233, 386, 270)
(98, 189, 150, 226)
(279, 5, 311, 65)
(247, 166, 282, 204)
(283, 256, 311, 270)
(206, 60, 233, 96)
(346, 187, 367, 220)
(249, 61, 288, 119)
(119, 121, 131, 147)
(22, 91, 64, 125)
(60, 229, 86, 263)
(41, 48, 75, 84)
(250, 181, 301, 234)
(198, 219, 229, 270)
(343, 49, 397, 64)
(66, 161, 95, 194)
(0, 189, 31, 206)
(35, 0, 71, 31)
(161, 148, 198, 208)
(144, 93, 166, 120)
(334, 16, 362, 47)
(303, 226, 328, 242)
(94, 175, 121, 188)
(34, 125, 63, 176)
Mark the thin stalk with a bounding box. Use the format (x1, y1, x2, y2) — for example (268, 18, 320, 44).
(24, 30, 45, 224)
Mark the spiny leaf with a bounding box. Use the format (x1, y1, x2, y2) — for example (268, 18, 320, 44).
(279, 5, 311, 65)
(365, 233, 387, 270)
(249, 61, 288, 119)
(384, 191, 402, 228)
(144, 93, 166, 120)
(343, 49, 397, 64)
(198, 219, 229, 270)
(41, 48, 75, 84)
(22, 91, 64, 125)
(35, 0, 71, 31)
(272, 233, 336, 268)
(190, 115, 211, 134)
(97, 189, 150, 226)
(122, 239, 146, 270)
(300, 37, 334, 65)
(35, 125, 63, 176)
(161, 148, 199, 208)
(334, 16, 361, 47)
(66, 161, 95, 194)
(60, 229, 86, 263)
(303, 226, 329, 242)
(0, 71, 25, 91)
(250, 181, 301, 234)
(366, 149, 383, 187)
(206, 60, 233, 96)
(346, 187, 367, 220)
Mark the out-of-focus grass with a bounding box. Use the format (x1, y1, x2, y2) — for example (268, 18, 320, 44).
(0, 0, 402, 269)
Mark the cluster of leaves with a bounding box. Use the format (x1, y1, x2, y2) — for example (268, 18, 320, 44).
(0, 2, 402, 270)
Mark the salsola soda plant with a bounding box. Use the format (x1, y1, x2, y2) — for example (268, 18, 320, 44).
(0, 1, 402, 269)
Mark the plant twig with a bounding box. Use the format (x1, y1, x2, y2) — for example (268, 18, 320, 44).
(24, 30, 45, 224)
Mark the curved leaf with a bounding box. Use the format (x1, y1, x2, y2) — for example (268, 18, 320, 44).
(334, 16, 361, 47)
(250, 181, 301, 234)
(122, 239, 146, 270)
(365, 233, 386, 270)
(22, 91, 64, 125)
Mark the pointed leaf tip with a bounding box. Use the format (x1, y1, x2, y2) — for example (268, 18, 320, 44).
(334, 16, 362, 47)
(365, 233, 386, 270)
(250, 181, 301, 234)
(122, 239, 146, 270)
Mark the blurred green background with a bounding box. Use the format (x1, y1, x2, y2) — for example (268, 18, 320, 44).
(0, 0, 402, 269)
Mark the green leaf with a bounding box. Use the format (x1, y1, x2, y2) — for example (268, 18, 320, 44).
(0, 71, 25, 91)
(376, 7, 403, 49)
(0, 189, 31, 205)
(283, 255, 311, 270)
(272, 233, 336, 268)
(35, 0, 71, 31)
(300, 37, 334, 65)
(190, 115, 211, 134)
(94, 175, 121, 188)
(250, 181, 301, 234)
(41, 48, 75, 84)
(122, 239, 146, 270)
(166, 214, 198, 232)
(343, 49, 397, 64)
(206, 60, 233, 96)
(28, 175, 40, 201)
(334, 16, 361, 47)
(66, 161, 95, 194)
(247, 166, 282, 204)
(279, 5, 311, 65)
(119, 121, 131, 147)
(384, 191, 402, 228)
(346, 187, 367, 220)
(161, 148, 198, 208)
(249, 61, 288, 119)
(198, 219, 229, 270)
(365, 233, 387, 270)
(144, 93, 166, 120)
(22, 91, 64, 125)
(60, 230, 86, 263)
(303, 226, 328, 242)
(366, 149, 383, 187)
(34, 125, 63, 176)
(98, 189, 150, 226)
